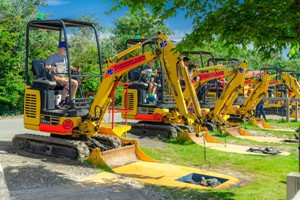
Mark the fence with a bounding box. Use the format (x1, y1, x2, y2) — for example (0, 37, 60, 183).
(264, 97, 300, 122)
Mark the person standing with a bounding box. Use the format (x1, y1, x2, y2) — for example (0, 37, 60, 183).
(255, 99, 267, 121)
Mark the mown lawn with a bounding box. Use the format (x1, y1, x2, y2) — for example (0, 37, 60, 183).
(139, 119, 300, 200)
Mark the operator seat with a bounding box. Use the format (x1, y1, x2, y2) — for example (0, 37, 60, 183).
(31, 60, 60, 110)
(128, 68, 148, 104)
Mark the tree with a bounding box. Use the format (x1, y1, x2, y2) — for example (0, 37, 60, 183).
(108, 0, 300, 59)
(0, 0, 46, 115)
(110, 8, 173, 53)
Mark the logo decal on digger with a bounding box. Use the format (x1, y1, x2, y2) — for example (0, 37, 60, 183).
(63, 119, 74, 130)
(105, 54, 146, 78)
(160, 40, 167, 48)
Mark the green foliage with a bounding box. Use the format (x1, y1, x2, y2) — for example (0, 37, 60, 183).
(109, 0, 300, 59)
(110, 8, 173, 53)
(0, 70, 25, 115)
(0, 0, 46, 115)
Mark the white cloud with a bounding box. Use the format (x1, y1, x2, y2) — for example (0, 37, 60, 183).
(47, 0, 70, 6)
(169, 29, 192, 43)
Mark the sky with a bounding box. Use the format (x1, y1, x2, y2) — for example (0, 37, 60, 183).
(38, 0, 193, 41)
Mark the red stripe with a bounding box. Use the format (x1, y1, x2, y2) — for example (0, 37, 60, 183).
(134, 113, 163, 121)
(39, 124, 72, 135)
(195, 71, 225, 81)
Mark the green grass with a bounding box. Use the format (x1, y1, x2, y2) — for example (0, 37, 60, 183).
(264, 119, 300, 129)
(139, 130, 299, 200)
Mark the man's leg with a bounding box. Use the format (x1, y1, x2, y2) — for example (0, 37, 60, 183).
(148, 83, 153, 94)
(70, 79, 78, 100)
(151, 84, 157, 95)
(56, 79, 69, 108)
(260, 106, 267, 120)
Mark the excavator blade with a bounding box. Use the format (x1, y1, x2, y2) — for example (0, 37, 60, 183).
(250, 118, 273, 129)
(87, 126, 155, 168)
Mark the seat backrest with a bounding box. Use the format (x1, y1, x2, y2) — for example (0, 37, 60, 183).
(32, 60, 46, 79)
(128, 68, 141, 81)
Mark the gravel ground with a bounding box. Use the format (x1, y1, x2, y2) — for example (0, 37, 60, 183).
(0, 133, 173, 200)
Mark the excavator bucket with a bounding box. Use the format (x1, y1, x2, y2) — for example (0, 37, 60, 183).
(225, 127, 251, 136)
(177, 129, 222, 144)
(250, 118, 273, 129)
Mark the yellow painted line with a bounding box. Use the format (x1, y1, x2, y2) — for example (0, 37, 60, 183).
(189, 135, 290, 156)
(204, 143, 290, 156)
(236, 135, 294, 145)
(113, 161, 240, 189)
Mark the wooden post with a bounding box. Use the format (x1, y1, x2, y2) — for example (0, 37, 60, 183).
(286, 98, 290, 123)
(287, 172, 300, 200)
(296, 101, 298, 122)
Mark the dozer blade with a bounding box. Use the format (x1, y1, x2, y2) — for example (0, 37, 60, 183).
(177, 129, 222, 144)
(87, 126, 155, 168)
(250, 118, 273, 129)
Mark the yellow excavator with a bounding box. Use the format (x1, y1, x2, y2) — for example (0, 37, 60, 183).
(15, 19, 156, 168)
(121, 47, 218, 142)
(185, 60, 251, 136)
(226, 71, 273, 129)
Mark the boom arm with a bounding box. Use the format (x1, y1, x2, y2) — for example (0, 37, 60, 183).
(183, 65, 235, 107)
(281, 72, 300, 98)
(206, 61, 248, 123)
(237, 73, 271, 119)
(80, 39, 160, 137)
(156, 32, 203, 123)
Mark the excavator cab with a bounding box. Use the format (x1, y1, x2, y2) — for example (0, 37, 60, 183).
(24, 19, 102, 119)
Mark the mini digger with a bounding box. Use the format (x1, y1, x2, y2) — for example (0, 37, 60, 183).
(14, 18, 158, 168)
(121, 48, 215, 140)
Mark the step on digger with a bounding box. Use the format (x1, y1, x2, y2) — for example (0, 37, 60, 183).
(13, 19, 239, 189)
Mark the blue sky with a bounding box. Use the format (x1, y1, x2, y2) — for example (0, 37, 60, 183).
(38, 0, 193, 41)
